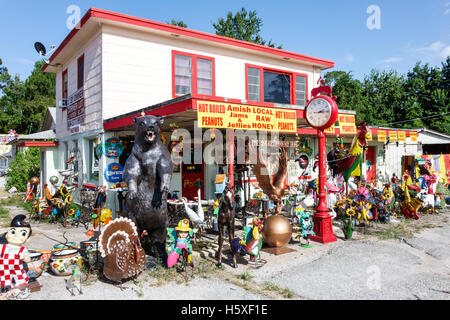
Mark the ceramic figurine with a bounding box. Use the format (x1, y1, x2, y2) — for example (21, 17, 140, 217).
(297, 210, 315, 247)
(167, 219, 194, 268)
(244, 217, 264, 262)
(0, 215, 32, 291)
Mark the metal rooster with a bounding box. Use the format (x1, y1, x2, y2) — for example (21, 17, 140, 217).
(336, 121, 369, 186)
(251, 146, 289, 214)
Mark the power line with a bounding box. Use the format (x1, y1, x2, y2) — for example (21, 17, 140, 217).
(381, 111, 450, 126)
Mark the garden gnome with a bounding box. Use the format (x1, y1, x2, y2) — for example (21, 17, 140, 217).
(0, 215, 32, 291)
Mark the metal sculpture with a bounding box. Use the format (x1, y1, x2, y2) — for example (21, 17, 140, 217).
(216, 186, 236, 268)
(123, 115, 173, 266)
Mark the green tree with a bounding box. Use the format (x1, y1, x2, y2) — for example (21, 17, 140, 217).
(0, 60, 55, 134)
(213, 7, 282, 49)
(168, 19, 187, 28)
(6, 148, 41, 192)
(324, 71, 367, 121)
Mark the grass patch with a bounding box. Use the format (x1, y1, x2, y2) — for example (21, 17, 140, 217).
(262, 281, 295, 299)
(238, 271, 254, 281)
(369, 221, 414, 240)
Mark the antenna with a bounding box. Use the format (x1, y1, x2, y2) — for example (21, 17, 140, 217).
(34, 41, 57, 65)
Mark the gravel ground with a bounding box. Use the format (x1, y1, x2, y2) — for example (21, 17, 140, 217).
(1, 203, 449, 300)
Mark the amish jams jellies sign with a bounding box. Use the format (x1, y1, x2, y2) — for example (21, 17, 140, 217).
(196, 100, 297, 133)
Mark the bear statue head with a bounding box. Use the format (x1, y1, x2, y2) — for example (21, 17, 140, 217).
(134, 115, 164, 145)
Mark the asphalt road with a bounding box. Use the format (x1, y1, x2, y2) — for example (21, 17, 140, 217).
(1, 205, 449, 300)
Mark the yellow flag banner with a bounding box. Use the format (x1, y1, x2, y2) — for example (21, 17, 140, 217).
(410, 131, 418, 142)
(324, 124, 336, 134)
(377, 130, 386, 142)
(338, 114, 357, 135)
(196, 100, 297, 133)
(389, 131, 398, 142)
(398, 131, 406, 142)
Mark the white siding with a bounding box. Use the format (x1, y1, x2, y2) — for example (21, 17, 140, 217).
(101, 25, 318, 120)
(56, 34, 102, 139)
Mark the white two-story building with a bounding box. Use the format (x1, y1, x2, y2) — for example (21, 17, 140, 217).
(44, 7, 369, 213)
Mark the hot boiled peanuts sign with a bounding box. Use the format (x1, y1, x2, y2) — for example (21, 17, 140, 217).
(196, 100, 297, 133)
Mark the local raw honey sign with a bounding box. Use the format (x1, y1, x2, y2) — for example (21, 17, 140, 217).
(196, 100, 297, 133)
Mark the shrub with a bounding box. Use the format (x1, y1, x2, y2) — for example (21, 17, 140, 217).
(6, 148, 40, 192)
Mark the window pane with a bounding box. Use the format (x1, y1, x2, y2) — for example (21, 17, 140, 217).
(63, 72, 68, 99)
(295, 75, 307, 106)
(247, 67, 260, 101)
(263, 71, 291, 104)
(197, 58, 212, 95)
(77, 56, 84, 89)
(175, 54, 192, 95)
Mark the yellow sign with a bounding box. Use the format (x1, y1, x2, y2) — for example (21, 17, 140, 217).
(196, 100, 297, 133)
(410, 131, 418, 142)
(377, 130, 386, 142)
(324, 124, 335, 134)
(366, 130, 373, 141)
(389, 131, 398, 142)
(338, 114, 356, 135)
(398, 131, 406, 142)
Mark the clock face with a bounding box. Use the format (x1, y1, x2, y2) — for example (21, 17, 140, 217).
(306, 97, 332, 128)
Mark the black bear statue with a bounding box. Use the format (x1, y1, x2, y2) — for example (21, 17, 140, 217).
(123, 115, 173, 266)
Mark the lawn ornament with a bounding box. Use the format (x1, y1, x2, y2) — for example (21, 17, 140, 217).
(229, 238, 247, 268)
(0, 215, 32, 291)
(244, 217, 264, 262)
(181, 189, 204, 231)
(167, 219, 194, 268)
(123, 115, 173, 266)
(216, 186, 236, 268)
(296, 210, 315, 247)
(98, 217, 146, 283)
(335, 122, 369, 193)
(251, 146, 289, 214)
(65, 258, 82, 296)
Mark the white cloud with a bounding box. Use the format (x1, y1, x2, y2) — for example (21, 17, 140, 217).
(443, 2, 450, 15)
(417, 41, 450, 59)
(345, 54, 354, 63)
(15, 58, 35, 65)
(377, 57, 403, 64)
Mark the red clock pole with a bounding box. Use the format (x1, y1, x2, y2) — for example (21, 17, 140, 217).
(309, 129, 337, 243)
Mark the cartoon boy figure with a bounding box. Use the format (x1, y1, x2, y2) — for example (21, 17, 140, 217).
(0, 215, 32, 291)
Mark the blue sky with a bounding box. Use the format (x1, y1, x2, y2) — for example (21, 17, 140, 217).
(0, 0, 449, 81)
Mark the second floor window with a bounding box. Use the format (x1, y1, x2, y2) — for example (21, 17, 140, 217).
(173, 51, 214, 97)
(62, 69, 68, 99)
(77, 54, 84, 89)
(246, 65, 308, 106)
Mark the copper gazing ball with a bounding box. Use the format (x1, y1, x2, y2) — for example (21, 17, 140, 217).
(262, 215, 292, 248)
(31, 177, 40, 185)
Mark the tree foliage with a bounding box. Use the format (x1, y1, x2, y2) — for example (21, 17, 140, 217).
(0, 60, 55, 134)
(325, 57, 450, 134)
(213, 7, 282, 49)
(168, 19, 187, 28)
(6, 148, 40, 192)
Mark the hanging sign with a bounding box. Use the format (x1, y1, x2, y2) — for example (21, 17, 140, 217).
(398, 131, 406, 142)
(104, 138, 123, 158)
(104, 163, 123, 183)
(366, 130, 373, 141)
(337, 114, 356, 135)
(389, 131, 398, 142)
(67, 88, 85, 130)
(377, 130, 386, 142)
(410, 131, 418, 142)
(196, 100, 297, 133)
(95, 144, 103, 160)
(324, 124, 335, 134)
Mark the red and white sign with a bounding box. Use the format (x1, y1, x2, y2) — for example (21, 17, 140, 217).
(67, 88, 85, 130)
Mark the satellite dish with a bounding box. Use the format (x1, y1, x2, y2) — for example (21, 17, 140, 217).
(34, 42, 47, 56)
